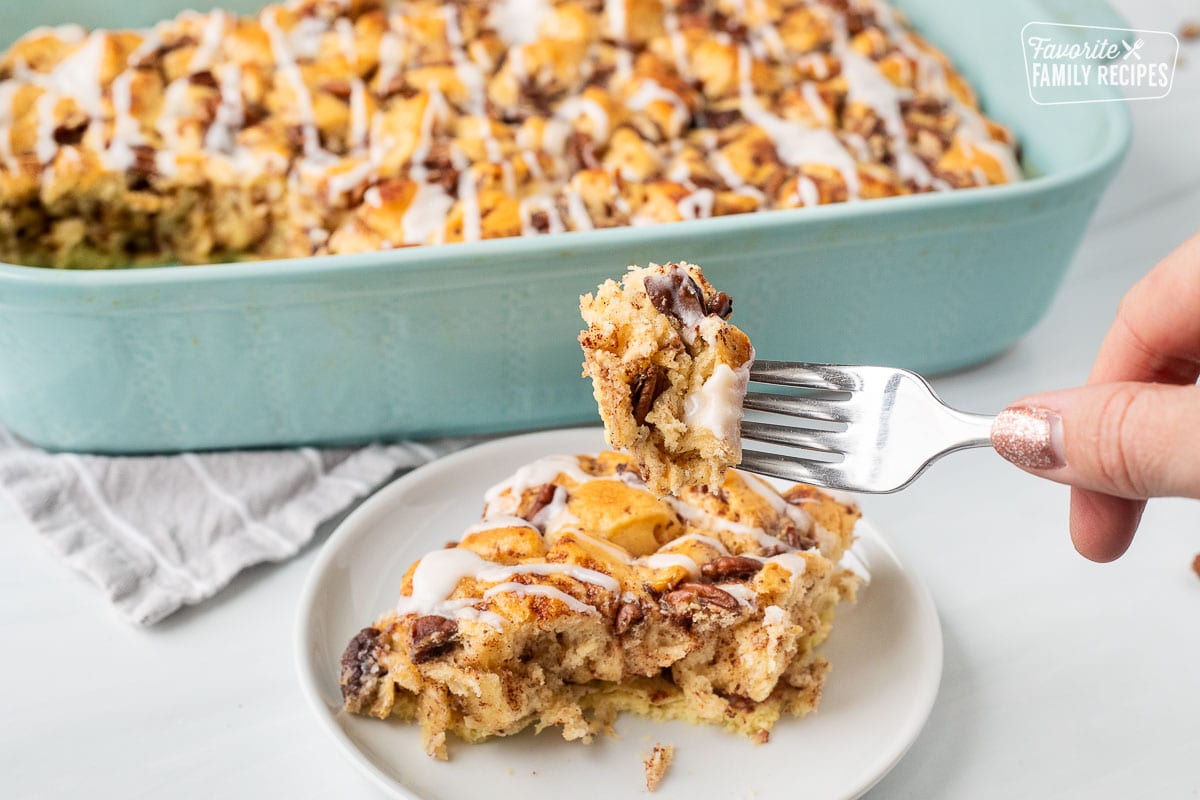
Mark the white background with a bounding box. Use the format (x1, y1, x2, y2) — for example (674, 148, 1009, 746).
(2, 0, 1198, 796)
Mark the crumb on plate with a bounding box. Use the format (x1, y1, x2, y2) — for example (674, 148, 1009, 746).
(643, 743, 675, 792)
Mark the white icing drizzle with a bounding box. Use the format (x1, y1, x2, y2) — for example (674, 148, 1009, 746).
(800, 82, 830, 126)
(555, 528, 635, 564)
(375, 25, 407, 92)
(489, 0, 552, 47)
(477, 562, 620, 592)
(564, 190, 594, 231)
(400, 86, 453, 245)
(483, 454, 595, 511)
(0, 82, 18, 168)
(348, 78, 369, 150)
(636, 553, 700, 577)
(555, 96, 610, 142)
(841, 50, 932, 188)
(676, 188, 714, 220)
(662, 9, 692, 80)
(664, 532, 730, 554)
(767, 551, 808, 578)
(839, 540, 871, 583)
(481, 582, 600, 615)
(397, 547, 494, 616)
(626, 79, 688, 133)
(519, 195, 566, 235)
(262, 9, 330, 164)
(402, 182, 454, 246)
(190, 10, 227, 72)
(204, 64, 245, 156)
(716, 582, 758, 608)
(683, 362, 750, 446)
(736, 46, 860, 197)
(794, 175, 820, 207)
(463, 515, 539, 535)
(101, 71, 140, 172)
(334, 16, 358, 67)
(762, 604, 786, 626)
(605, 0, 628, 41)
(737, 470, 813, 530)
(456, 154, 483, 242)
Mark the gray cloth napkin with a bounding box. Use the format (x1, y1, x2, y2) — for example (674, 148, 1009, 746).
(0, 428, 474, 625)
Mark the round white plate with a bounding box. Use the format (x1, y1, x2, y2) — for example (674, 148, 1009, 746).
(296, 427, 942, 800)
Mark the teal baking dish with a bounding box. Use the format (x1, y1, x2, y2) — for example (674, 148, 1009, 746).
(0, 0, 1130, 453)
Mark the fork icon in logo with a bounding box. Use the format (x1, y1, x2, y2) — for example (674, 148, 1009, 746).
(1121, 38, 1145, 60)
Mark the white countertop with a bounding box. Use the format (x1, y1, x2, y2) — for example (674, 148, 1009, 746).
(3, 1, 1199, 797)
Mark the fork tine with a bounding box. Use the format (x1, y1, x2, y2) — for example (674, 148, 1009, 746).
(738, 450, 848, 489)
(740, 421, 844, 454)
(748, 360, 860, 391)
(743, 392, 857, 424)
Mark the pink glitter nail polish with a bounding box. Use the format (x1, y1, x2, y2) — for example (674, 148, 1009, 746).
(991, 407, 1065, 470)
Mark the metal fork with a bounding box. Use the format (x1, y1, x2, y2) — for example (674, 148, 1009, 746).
(738, 360, 996, 493)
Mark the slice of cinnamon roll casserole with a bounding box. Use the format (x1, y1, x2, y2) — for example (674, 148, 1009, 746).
(580, 262, 753, 496)
(339, 451, 864, 760)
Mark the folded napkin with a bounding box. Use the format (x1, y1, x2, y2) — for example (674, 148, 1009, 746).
(0, 429, 475, 625)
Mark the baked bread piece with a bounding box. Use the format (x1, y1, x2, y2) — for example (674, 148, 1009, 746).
(0, 0, 1021, 269)
(580, 262, 753, 496)
(340, 450, 863, 760)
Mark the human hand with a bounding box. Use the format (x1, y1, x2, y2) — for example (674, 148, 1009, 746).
(990, 232, 1200, 562)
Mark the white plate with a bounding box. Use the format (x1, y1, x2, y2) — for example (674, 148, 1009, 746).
(295, 427, 942, 800)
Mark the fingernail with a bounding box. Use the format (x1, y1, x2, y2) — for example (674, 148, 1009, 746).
(991, 406, 1065, 470)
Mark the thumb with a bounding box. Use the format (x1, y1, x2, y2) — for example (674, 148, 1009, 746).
(990, 382, 1200, 499)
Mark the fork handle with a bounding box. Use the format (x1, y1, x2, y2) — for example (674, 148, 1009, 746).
(938, 409, 996, 454)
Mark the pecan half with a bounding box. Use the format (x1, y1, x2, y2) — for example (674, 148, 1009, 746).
(703, 107, 742, 130)
(701, 556, 763, 582)
(52, 115, 89, 146)
(662, 582, 740, 612)
(410, 615, 459, 663)
(614, 600, 644, 634)
(630, 365, 666, 426)
(708, 291, 733, 319)
(340, 626, 383, 703)
(523, 482, 558, 522)
(644, 267, 706, 326)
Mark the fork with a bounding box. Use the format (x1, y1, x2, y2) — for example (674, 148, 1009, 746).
(738, 360, 996, 493)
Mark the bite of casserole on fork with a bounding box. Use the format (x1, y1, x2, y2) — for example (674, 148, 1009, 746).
(580, 263, 754, 496)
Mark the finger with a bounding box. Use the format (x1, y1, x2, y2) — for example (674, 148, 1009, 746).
(1090, 231, 1200, 385)
(1068, 488, 1145, 562)
(990, 382, 1200, 499)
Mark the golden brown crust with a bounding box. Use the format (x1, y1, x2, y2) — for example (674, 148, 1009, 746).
(0, 0, 1020, 269)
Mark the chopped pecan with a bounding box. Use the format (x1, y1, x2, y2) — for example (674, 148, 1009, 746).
(52, 114, 89, 146)
(188, 70, 218, 89)
(707, 291, 733, 319)
(529, 210, 551, 233)
(703, 107, 742, 129)
(410, 615, 459, 663)
(662, 581, 740, 612)
(565, 131, 599, 171)
(340, 626, 383, 703)
(614, 600, 644, 634)
(630, 365, 666, 426)
(644, 266, 707, 326)
(1192, 553, 1200, 579)
(523, 482, 558, 522)
(701, 556, 763, 582)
